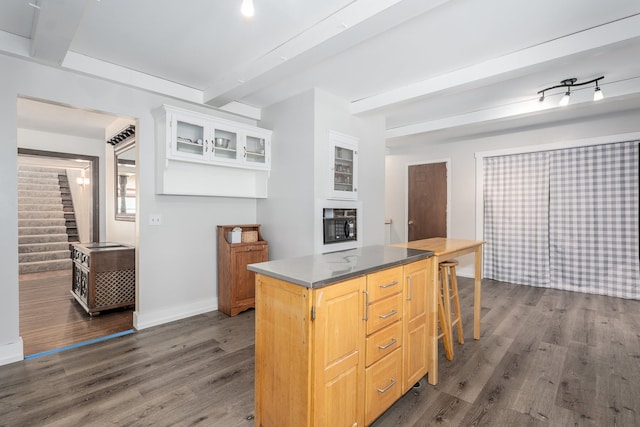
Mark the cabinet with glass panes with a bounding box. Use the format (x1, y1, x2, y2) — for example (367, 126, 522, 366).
(329, 130, 358, 200)
(154, 105, 272, 198)
(162, 105, 271, 171)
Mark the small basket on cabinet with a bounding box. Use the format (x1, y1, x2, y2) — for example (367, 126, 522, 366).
(241, 231, 258, 243)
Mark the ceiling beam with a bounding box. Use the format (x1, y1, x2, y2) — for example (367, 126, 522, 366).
(29, 0, 91, 65)
(202, 0, 449, 107)
(385, 77, 640, 139)
(352, 14, 640, 116)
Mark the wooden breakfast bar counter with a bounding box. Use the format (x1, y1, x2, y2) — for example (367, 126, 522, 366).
(393, 238, 485, 340)
(248, 245, 435, 427)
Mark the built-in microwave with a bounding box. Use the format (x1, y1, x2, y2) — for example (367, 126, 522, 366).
(323, 208, 357, 244)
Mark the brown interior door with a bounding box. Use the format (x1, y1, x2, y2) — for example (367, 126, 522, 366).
(408, 162, 447, 241)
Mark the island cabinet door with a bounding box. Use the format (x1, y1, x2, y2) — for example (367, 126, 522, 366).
(402, 259, 429, 392)
(312, 276, 366, 427)
(255, 275, 315, 427)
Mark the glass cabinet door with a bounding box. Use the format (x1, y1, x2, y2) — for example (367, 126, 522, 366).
(212, 128, 238, 162)
(329, 131, 358, 200)
(333, 145, 354, 193)
(173, 119, 206, 159)
(245, 135, 267, 167)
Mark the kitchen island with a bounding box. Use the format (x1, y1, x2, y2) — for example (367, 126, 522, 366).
(248, 245, 435, 427)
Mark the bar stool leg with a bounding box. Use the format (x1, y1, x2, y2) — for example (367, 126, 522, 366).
(439, 265, 454, 361)
(449, 263, 464, 345)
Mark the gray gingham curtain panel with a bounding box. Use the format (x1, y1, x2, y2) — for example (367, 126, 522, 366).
(483, 141, 640, 299)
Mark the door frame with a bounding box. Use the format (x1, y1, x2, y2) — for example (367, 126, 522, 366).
(18, 148, 100, 242)
(404, 159, 451, 242)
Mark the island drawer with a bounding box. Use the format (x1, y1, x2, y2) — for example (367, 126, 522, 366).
(366, 293, 402, 335)
(367, 266, 403, 302)
(365, 347, 402, 425)
(366, 321, 402, 367)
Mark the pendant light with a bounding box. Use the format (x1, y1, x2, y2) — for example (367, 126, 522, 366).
(241, 0, 254, 17)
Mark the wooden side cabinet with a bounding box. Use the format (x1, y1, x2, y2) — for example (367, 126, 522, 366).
(217, 224, 268, 316)
(70, 242, 135, 316)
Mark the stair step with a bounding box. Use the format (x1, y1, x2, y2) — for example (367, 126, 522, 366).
(18, 197, 62, 205)
(19, 259, 72, 274)
(18, 226, 68, 236)
(18, 211, 65, 220)
(18, 183, 60, 191)
(19, 250, 71, 263)
(18, 218, 66, 228)
(19, 204, 64, 212)
(17, 176, 60, 186)
(18, 189, 64, 199)
(18, 242, 71, 253)
(18, 234, 70, 244)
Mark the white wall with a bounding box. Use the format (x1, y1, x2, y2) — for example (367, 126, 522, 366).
(385, 109, 640, 277)
(258, 90, 316, 260)
(0, 53, 262, 364)
(258, 89, 386, 260)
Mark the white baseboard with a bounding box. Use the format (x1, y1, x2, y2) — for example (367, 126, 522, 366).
(0, 337, 24, 366)
(133, 297, 218, 330)
(456, 266, 477, 279)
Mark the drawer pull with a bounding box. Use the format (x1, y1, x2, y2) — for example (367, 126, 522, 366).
(378, 338, 397, 350)
(378, 309, 397, 319)
(380, 280, 398, 289)
(377, 378, 396, 393)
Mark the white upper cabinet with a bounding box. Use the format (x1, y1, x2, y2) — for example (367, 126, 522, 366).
(154, 105, 272, 198)
(328, 131, 358, 200)
(164, 105, 271, 171)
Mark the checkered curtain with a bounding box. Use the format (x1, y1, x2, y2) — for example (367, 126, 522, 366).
(484, 141, 640, 299)
(483, 152, 551, 285)
(550, 142, 639, 299)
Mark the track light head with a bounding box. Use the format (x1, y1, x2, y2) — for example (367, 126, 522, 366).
(241, 0, 254, 17)
(539, 92, 545, 102)
(594, 85, 604, 101)
(559, 90, 571, 106)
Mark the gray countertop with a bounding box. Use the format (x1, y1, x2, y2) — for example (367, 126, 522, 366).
(247, 245, 433, 288)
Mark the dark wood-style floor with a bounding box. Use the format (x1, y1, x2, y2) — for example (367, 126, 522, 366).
(2, 277, 639, 426)
(19, 269, 133, 356)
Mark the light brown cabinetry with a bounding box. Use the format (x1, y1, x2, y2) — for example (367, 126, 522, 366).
(364, 266, 403, 425)
(402, 259, 429, 391)
(217, 224, 268, 316)
(254, 259, 431, 427)
(255, 274, 366, 427)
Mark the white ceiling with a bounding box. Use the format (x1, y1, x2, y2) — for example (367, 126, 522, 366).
(2, 0, 640, 146)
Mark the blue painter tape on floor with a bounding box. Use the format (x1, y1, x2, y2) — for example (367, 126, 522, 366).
(25, 329, 135, 360)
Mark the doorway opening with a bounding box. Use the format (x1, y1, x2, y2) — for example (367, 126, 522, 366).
(17, 97, 137, 357)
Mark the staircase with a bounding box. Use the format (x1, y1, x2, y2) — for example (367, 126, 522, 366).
(18, 165, 78, 274)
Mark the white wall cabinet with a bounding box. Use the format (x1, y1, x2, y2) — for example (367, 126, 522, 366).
(155, 105, 272, 198)
(328, 130, 358, 200)
(168, 108, 270, 170)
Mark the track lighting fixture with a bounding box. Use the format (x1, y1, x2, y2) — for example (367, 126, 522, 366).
(538, 76, 604, 106)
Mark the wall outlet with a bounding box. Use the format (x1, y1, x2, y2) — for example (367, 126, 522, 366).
(149, 214, 162, 226)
